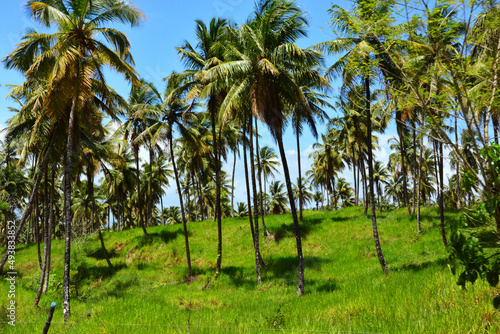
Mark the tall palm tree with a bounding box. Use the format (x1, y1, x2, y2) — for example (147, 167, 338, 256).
(373, 160, 389, 212)
(209, 0, 325, 295)
(4, 0, 145, 319)
(314, 0, 397, 274)
(176, 18, 228, 275)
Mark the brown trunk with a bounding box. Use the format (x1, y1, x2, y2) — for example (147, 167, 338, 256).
(43, 166, 55, 294)
(296, 127, 303, 220)
(255, 119, 270, 235)
(169, 132, 192, 279)
(134, 143, 149, 238)
(277, 135, 305, 295)
(34, 169, 50, 306)
(249, 116, 262, 283)
(63, 98, 78, 321)
(243, 123, 262, 283)
(438, 141, 449, 247)
(365, 76, 389, 274)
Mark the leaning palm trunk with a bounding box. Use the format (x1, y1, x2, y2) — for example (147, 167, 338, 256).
(365, 76, 389, 275)
(243, 125, 262, 284)
(169, 134, 193, 279)
(276, 134, 305, 295)
(254, 119, 270, 236)
(63, 98, 78, 321)
(34, 169, 50, 306)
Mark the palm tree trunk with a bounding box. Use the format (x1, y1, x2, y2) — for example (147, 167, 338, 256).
(35, 196, 42, 269)
(353, 160, 358, 206)
(148, 148, 154, 227)
(209, 99, 223, 275)
(63, 98, 78, 321)
(365, 76, 389, 275)
(412, 125, 417, 215)
(360, 157, 368, 215)
(255, 119, 270, 236)
(438, 141, 449, 247)
(134, 143, 149, 238)
(455, 115, 461, 209)
(249, 116, 262, 282)
(296, 126, 303, 221)
(243, 124, 262, 283)
(417, 131, 423, 234)
(169, 134, 193, 279)
(43, 166, 55, 294)
(277, 135, 305, 295)
(398, 125, 411, 215)
(34, 169, 50, 306)
(231, 150, 237, 218)
(88, 171, 113, 270)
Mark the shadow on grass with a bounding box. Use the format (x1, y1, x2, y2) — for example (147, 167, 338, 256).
(393, 257, 447, 272)
(273, 216, 325, 243)
(314, 278, 339, 293)
(107, 277, 136, 298)
(133, 229, 184, 247)
(265, 256, 331, 279)
(220, 265, 256, 288)
(76, 263, 127, 282)
(87, 247, 118, 260)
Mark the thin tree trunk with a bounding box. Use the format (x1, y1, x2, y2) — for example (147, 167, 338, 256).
(417, 129, 423, 234)
(412, 125, 417, 215)
(148, 148, 154, 227)
(63, 98, 78, 321)
(361, 157, 368, 215)
(231, 150, 237, 218)
(34, 169, 50, 306)
(134, 143, 149, 238)
(353, 161, 358, 206)
(35, 195, 42, 269)
(169, 134, 193, 279)
(277, 135, 305, 295)
(255, 119, 270, 236)
(243, 126, 262, 284)
(455, 115, 461, 209)
(209, 99, 223, 276)
(88, 170, 113, 270)
(365, 76, 389, 274)
(438, 141, 449, 247)
(249, 116, 262, 284)
(296, 127, 303, 221)
(43, 166, 55, 294)
(398, 119, 411, 215)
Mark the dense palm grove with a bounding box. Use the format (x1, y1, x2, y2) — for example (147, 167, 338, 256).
(1, 0, 500, 320)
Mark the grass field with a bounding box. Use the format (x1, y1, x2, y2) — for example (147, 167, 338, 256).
(0, 206, 498, 333)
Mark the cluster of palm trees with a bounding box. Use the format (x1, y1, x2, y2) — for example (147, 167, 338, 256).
(1, 0, 500, 320)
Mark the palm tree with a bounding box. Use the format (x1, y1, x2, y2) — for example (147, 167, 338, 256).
(259, 146, 280, 195)
(269, 181, 289, 215)
(373, 160, 389, 212)
(208, 0, 325, 295)
(314, 0, 398, 274)
(175, 18, 228, 275)
(4, 0, 144, 318)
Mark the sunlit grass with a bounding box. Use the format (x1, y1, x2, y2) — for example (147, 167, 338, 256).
(1, 206, 497, 333)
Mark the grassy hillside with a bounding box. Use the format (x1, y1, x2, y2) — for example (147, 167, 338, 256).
(1, 207, 497, 333)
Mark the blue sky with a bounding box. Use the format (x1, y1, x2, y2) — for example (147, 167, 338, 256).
(0, 0, 450, 209)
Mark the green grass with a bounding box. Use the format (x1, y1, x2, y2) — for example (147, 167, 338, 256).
(1, 207, 498, 333)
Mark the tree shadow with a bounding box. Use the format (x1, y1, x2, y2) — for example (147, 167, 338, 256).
(272, 216, 324, 243)
(265, 255, 331, 280)
(313, 278, 339, 293)
(134, 229, 183, 247)
(86, 247, 117, 260)
(76, 263, 127, 282)
(220, 265, 256, 288)
(392, 257, 447, 272)
(106, 278, 136, 298)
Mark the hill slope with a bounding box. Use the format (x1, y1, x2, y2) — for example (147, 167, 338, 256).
(1, 207, 497, 333)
